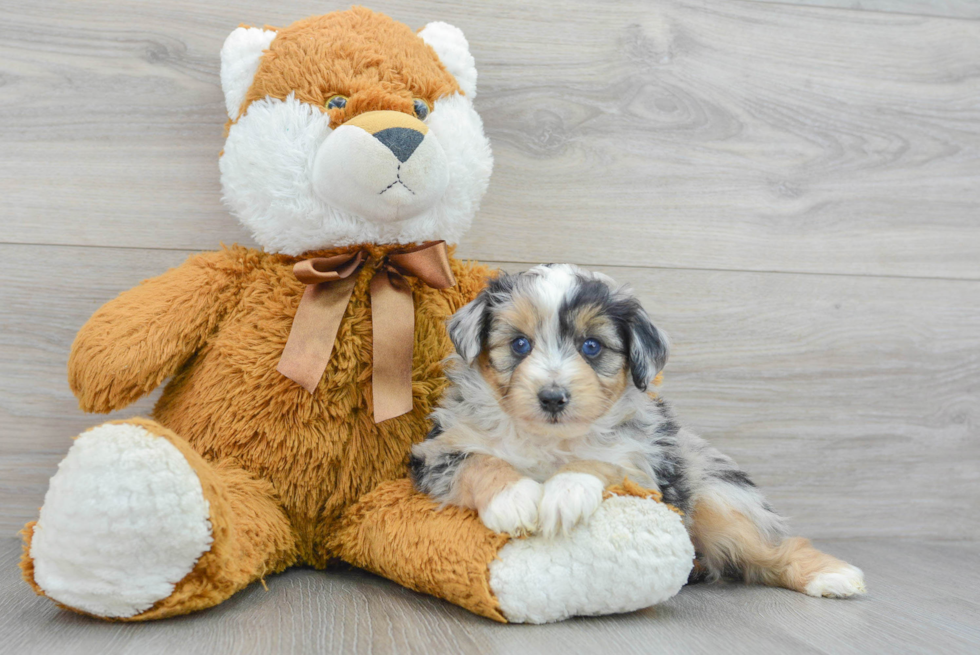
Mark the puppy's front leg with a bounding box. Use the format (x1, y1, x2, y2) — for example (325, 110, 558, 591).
(457, 455, 544, 537)
(538, 461, 627, 538)
(411, 446, 543, 536)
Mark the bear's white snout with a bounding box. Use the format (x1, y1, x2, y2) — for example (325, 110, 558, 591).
(312, 110, 449, 224)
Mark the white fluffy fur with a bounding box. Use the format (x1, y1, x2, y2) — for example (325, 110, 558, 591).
(220, 27, 277, 120)
(30, 423, 213, 618)
(537, 472, 604, 538)
(418, 22, 478, 98)
(312, 123, 450, 224)
(479, 477, 543, 537)
(220, 92, 491, 254)
(489, 495, 694, 623)
(805, 565, 867, 598)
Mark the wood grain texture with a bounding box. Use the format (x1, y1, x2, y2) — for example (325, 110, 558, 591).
(1, 0, 979, 279)
(747, 0, 980, 20)
(2, 537, 978, 655)
(2, 244, 977, 540)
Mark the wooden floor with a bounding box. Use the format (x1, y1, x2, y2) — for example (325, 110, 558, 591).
(2, 537, 978, 654)
(1, 0, 978, 650)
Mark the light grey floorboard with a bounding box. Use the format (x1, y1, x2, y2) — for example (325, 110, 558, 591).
(2, 538, 978, 655)
(3, 244, 978, 540)
(746, 0, 980, 20)
(1, 0, 978, 279)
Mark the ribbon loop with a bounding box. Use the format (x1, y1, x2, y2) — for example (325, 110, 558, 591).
(276, 250, 368, 394)
(293, 251, 367, 285)
(386, 241, 456, 290)
(277, 241, 456, 423)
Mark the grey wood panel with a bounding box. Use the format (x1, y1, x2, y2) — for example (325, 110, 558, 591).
(2, 0, 979, 279)
(747, 0, 980, 20)
(2, 537, 978, 655)
(2, 244, 977, 540)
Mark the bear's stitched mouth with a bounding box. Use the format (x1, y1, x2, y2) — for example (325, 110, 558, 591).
(379, 164, 416, 196)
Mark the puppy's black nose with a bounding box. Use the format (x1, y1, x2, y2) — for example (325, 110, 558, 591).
(538, 387, 570, 414)
(373, 127, 424, 163)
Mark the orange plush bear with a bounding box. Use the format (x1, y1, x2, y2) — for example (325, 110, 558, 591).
(21, 8, 693, 624)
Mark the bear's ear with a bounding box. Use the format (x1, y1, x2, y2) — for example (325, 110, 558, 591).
(220, 26, 278, 120)
(418, 22, 477, 98)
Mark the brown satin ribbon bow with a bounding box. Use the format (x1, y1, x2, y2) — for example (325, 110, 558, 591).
(276, 241, 456, 423)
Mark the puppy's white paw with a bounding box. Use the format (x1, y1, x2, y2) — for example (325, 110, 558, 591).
(479, 478, 543, 537)
(805, 564, 867, 598)
(538, 472, 604, 539)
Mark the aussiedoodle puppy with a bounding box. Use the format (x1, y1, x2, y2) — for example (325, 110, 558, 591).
(411, 264, 866, 598)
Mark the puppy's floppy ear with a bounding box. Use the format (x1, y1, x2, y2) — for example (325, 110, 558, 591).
(624, 301, 669, 390)
(447, 292, 489, 364)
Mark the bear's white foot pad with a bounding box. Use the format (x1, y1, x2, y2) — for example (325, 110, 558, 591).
(30, 423, 213, 618)
(489, 495, 694, 624)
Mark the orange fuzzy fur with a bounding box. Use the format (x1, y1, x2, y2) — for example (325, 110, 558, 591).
(226, 9, 461, 135)
(20, 241, 497, 618)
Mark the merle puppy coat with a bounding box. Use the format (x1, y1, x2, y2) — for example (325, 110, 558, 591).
(412, 264, 866, 598)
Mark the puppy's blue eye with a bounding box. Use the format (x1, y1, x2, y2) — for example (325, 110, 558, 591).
(413, 98, 430, 120)
(581, 338, 602, 357)
(326, 95, 348, 110)
(511, 336, 532, 356)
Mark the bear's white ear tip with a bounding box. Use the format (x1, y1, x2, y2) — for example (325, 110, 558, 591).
(220, 26, 277, 120)
(420, 21, 469, 46)
(419, 21, 478, 98)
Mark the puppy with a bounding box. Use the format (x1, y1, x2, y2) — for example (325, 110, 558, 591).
(411, 264, 866, 598)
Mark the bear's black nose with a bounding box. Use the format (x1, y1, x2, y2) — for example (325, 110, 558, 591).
(373, 127, 424, 163)
(538, 387, 570, 414)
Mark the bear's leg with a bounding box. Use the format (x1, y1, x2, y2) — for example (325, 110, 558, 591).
(21, 418, 297, 620)
(333, 479, 695, 624)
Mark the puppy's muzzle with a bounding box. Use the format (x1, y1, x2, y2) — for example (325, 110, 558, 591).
(538, 386, 570, 415)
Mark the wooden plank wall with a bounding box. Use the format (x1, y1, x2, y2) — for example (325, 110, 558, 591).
(1, 0, 977, 540)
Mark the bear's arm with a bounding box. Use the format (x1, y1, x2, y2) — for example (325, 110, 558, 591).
(68, 249, 246, 413)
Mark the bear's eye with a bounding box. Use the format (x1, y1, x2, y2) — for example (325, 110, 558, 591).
(326, 95, 348, 110)
(413, 99, 430, 120)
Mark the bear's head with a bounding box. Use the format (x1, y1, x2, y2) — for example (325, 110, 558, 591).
(219, 8, 493, 255)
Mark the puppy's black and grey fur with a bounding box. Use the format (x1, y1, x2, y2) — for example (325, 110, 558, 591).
(411, 264, 866, 598)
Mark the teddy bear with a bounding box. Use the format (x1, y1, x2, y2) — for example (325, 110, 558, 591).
(20, 7, 694, 624)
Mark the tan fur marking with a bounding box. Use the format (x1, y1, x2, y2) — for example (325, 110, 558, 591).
(478, 351, 510, 400)
(559, 460, 628, 487)
(490, 296, 540, 348)
(570, 305, 620, 346)
(561, 357, 614, 422)
(690, 496, 855, 592)
(453, 454, 524, 512)
(598, 367, 628, 402)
